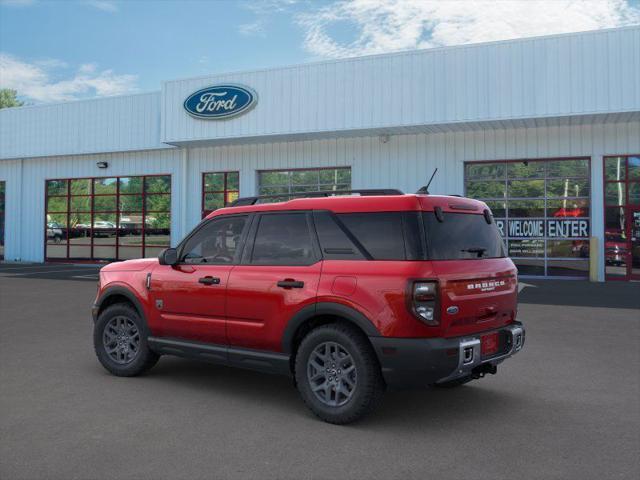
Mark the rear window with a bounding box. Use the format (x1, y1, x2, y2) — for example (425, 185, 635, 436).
(423, 212, 505, 260)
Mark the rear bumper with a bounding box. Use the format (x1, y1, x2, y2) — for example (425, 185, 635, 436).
(369, 322, 525, 389)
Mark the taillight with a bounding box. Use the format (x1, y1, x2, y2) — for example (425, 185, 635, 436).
(411, 281, 439, 326)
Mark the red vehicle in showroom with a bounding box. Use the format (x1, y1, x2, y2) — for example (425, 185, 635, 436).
(92, 189, 525, 424)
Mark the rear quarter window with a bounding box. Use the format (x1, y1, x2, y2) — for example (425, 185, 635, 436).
(423, 212, 505, 260)
(336, 212, 422, 260)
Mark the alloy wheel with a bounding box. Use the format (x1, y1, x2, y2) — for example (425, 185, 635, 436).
(307, 341, 357, 407)
(102, 316, 140, 365)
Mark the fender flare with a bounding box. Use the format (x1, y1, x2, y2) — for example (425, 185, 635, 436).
(281, 302, 380, 354)
(93, 285, 147, 323)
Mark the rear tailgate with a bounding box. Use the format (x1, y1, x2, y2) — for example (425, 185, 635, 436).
(431, 258, 518, 338)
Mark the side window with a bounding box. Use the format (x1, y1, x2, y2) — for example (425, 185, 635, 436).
(337, 212, 407, 260)
(181, 215, 247, 264)
(313, 211, 365, 260)
(251, 213, 316, 265)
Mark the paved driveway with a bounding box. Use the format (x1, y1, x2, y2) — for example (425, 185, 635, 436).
(0, 265, 638, 480)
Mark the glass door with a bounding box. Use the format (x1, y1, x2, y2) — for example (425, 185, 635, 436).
(631, 208, 640, 280)
(0, 181, 5, 260)
(604, 155, 640, 281)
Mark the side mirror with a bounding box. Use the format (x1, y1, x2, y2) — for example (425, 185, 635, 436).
(158, 247, 178, 266)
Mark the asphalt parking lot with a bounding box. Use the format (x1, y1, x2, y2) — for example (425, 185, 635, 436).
(1, 263, 639, 480)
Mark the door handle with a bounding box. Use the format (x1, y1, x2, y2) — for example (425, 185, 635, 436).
(277, 279, 305, 289)
(198, 276, 221, 285)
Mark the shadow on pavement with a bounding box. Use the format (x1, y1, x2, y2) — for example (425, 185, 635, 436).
(131, 356, 527, 429)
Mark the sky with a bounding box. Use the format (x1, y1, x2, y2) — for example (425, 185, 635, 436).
(1, 0, 639, 104)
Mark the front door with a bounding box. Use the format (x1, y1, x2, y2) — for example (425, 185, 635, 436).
(149, 214, 250, 344)
(226, 212, 322, 352)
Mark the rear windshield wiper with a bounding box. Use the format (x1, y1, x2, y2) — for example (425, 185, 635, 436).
(461, 247, 487, 258)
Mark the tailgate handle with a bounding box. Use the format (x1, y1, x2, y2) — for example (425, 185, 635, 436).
(277, 279, 304, 289)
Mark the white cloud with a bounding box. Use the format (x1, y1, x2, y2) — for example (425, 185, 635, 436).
(83, 0, 118, 13)
(0, 53, 138, 103)
(242, 0, 298, 15)
(297, 0, 640, 58)
(238, 19, 266, 36)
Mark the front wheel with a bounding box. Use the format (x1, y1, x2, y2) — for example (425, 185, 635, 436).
(295, 323, 385, 424)
(93, 303, 159, 377)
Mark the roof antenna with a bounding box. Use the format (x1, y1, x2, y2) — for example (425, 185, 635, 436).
(416, 168, 438, 194)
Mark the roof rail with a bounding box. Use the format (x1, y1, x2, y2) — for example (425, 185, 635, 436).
(229, 189, 404, 207)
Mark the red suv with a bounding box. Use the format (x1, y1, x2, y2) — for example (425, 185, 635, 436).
(92, 190, 525, 424)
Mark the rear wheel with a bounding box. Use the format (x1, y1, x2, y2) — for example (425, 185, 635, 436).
(93, 303, 159, 377)
(295, 323, 385, 424)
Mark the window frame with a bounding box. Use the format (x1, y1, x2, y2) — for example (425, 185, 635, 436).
(256, 166, 352, 200)
(602, 154, 640, 281)
(240, 211, 322, 266)
(201, 171, 240, 218)
(44, 174, 171, 262)
(463, 157, 592, 278)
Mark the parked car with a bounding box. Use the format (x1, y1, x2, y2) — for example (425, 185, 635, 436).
(604, 232, 628, 266)
(92, 189, 525, 424)
(46, 222, 64, 243)
(92, 221, 116, 237)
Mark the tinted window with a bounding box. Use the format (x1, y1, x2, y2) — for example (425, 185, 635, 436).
(338, 213, 406, 260)
(313, 211, 364, 260)
(181, 215, 247, 264)
(251, 213, 315, 265)
(423, 212, 505, 260)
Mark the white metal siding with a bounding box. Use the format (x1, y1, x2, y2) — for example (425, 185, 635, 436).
(162, 27, 640, 144)
(0, 92, 168, 160)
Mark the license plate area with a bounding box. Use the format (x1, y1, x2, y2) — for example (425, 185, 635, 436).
(481, 332, 500, 356)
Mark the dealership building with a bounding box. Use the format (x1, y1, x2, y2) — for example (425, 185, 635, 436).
(1, 26, 639, 281)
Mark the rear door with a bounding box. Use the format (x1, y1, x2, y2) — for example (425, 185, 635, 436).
(149, 214, 250, 344)
(226, 211, 322, 352)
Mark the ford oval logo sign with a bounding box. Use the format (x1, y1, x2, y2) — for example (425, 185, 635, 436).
(183, 84, 257, 120)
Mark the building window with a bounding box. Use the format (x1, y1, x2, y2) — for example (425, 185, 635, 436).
(257, 167, 351, 200)
(45, 175, 171, 262)
(465, 158, 591, 278)
(0, 181, 5, 260)
(202, 171, 239, 218)
(603, 155, 640, 280)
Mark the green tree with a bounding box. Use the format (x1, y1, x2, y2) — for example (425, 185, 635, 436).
(0, 89, 24, 109)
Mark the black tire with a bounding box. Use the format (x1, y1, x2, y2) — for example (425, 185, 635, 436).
(93, 303, 159, 377)
(295, 323, 385, 424)
(433, 375, 473, 389)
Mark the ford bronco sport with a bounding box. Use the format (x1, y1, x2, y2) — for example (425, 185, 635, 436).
(92, 190, 525, 424)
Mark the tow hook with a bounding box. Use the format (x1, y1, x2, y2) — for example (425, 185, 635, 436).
(472, 363, 497, 379)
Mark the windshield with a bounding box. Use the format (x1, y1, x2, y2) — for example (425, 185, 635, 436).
(423, 212, 506, 260)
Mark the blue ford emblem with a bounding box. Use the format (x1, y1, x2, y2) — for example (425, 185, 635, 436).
(183, 84, 257, 119)
(447, 306, 459, 315)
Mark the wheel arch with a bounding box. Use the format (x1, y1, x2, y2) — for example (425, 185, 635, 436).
(95, 286, 146, 323)
(282, 302, 380, 357)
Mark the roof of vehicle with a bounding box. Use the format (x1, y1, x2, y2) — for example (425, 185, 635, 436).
(206, 194, 489, 219)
